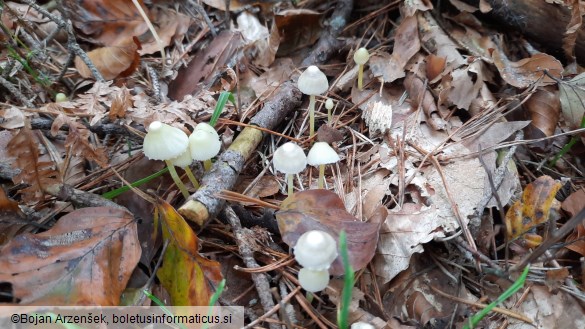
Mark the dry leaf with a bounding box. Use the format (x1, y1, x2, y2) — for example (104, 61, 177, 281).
(558, 72, 585, 131)
(563, 189, 585, 256)
(425, 54, 446, 81)
(0, 187, 26, 246)
(276, 190, 383, 276)
(7, 127, 60, 203)
(491, 51, 562, 88)
(236, 12, 278, 67)
(506, 285, 585, 328)
(169, 31, 243, 100)
(0, 107, 25, 129)
(274, 9, 321, 56)
(0, 207, 140, 305)
(64, 0, 149, 47)
(524, 86, 561, 150)
(51, 114, 109, 168)
(75, 37, 141, 80)
(505, 176, 562, 246)
(109, 87, 133, 120)
(393, 15, 420, 67)
(404, 73, 447, 130)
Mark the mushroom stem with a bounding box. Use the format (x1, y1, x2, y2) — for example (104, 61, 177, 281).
(164, 160, 190, 199)
(203, 159, 212, 171)
(309, 94, 316, 137)
(358, 64, 364, 90)
(184, 166, 200, 189)
(327, 108, 332, 124)
(287, 173, 294, 196)
(318, 164, 326, 189)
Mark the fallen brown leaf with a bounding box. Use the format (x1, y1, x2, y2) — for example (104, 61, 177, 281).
(0, 207, 140, 305)
(75, 37, 141, 81)
(276, 189, 383, 275)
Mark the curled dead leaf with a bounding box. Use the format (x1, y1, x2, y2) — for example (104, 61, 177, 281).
(505, 176, 562, 246)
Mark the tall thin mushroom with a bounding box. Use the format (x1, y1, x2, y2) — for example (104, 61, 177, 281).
(298, 66, 329, 138)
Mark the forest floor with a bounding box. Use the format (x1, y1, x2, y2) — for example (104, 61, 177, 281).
(1, 0, 585, 328)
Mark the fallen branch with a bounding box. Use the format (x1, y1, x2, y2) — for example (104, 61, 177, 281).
(223, 206, 280, 329)
(178, 82, 301, 225)
(302, 0, 354, 66)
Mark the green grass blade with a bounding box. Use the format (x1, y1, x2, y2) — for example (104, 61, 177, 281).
(337, 230, 354, 329)
(102, 167, 169, 199)
(143, 290, 187, 329)
(203, 279, 226, 329)
(210, 91, 232, 127)
(463, 265, 530, 329)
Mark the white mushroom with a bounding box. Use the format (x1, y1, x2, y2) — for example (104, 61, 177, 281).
(353, 47, 370, 90)
(298, 66, 329, 137)
(189, 122, 221, 171)
(143, 121, 190, 198)
(294, 230, 337, 270)
(307, 142, 340, 189)
(298, 268, 330, 293)
(273, 142, 307, 195)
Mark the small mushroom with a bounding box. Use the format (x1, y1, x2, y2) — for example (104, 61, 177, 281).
(143, 121, 190, 198)
(293, 230, 338, 271)
(298, 66, 329, 138)
(273, 142, 307, 196)
(353, 47, 370, 90)
(351, 322, 375, 329)
(325, 98, 334, 123)
(307, 142, 340, 189)
(189, 122, 221, 172)
(298, 268, 330, 293)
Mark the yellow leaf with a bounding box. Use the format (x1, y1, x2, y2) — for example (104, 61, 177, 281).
(155, 199, 223, 305)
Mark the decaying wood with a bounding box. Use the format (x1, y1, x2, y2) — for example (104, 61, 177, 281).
(302, 0, 354, 66)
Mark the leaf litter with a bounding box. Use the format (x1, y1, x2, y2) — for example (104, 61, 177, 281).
(1, 0, 585, 328)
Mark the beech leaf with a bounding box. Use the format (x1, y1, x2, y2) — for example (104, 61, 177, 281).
(0, 207, 140, 305)
(155, 199, 223, 305)
(505, 176, 562, 247)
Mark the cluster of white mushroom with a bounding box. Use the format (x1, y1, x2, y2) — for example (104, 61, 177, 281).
(272, 141, 340, 195)
(142, 121, 221, 198)
(294, 230, 338, 292)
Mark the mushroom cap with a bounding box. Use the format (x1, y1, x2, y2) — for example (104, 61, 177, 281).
(353, 47, 370, 65)
(143, 121, 189, 160)
(325, 98, 334, 110)
(273, 142, 307, 174)
(194, 122, 217, 134)
(297, 65, 329, 96)
(294, 230, 337, 270)
(189, 124, 221, 161)
(298, 268, 330, 293)
(307, 142, 340, 166)
(351, 322, 375, 329)
(170, 149, 193, 168)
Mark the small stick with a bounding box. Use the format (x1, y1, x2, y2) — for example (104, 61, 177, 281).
(224, 206, 280, 329)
